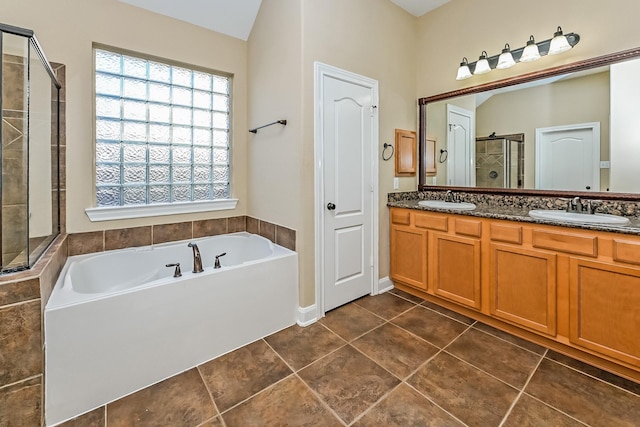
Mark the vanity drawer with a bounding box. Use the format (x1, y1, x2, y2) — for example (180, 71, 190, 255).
(415, 213, 448, 231)
(490, 223, 522, 244)
(532, 229, 597, 257)
(613, 239, 640, 266)
(455, 218, 482, 237)
(391, 209, 411, 225)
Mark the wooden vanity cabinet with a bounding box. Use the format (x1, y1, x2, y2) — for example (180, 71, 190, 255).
(389, 206, 640, 380)
(432, 233, 481, 310)
(569, 258, 640, 368)
(390, 209, 427, 290)
(489, 243, 557, 336)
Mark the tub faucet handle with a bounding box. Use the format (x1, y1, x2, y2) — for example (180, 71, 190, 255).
(165, 263, 182, 278)
(214, 252, 227, 269)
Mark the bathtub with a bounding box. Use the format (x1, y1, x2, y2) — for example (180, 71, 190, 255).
(44, 232, 298, 426)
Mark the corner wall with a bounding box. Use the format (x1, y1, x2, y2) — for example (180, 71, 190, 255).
(3, 0, 249, 233)
(249, 0, 418, 308)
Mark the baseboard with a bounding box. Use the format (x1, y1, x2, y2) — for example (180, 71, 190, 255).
(378, 276, 394, 294)
(297, 304, 318, 327)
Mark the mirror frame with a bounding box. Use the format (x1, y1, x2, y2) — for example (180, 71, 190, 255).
(418, 46, 640, 200)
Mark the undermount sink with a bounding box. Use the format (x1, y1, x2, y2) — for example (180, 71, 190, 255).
(528, 210, 631, 226)
(418, 200, 477, 210)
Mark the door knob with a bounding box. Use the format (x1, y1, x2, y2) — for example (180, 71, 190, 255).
(327, 203, 336, 211)
(586, 186, 591, 190)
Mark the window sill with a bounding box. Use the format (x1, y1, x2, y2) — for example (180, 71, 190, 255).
(85, 199, 239, 222)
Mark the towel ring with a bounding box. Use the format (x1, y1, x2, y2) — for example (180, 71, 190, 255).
(382, 143, 394, 161)
(438, 149, 448, 163)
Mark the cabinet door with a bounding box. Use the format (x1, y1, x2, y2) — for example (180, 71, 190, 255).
(395, 129, 417, 177)
(390, 225, 427, 290)
(569, 258, 640, 367)
(432, 233, 481, 309)
(489, 244, 557, 336)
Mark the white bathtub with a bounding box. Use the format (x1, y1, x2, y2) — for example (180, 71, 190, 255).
(44, 232, 298, 426)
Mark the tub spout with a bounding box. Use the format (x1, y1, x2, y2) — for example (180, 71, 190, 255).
(187, 243, 204, 273)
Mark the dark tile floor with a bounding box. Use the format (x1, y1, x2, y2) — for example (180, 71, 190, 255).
(62, 289, 640, 427)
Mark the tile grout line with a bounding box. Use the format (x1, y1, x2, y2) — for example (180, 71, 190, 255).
(214, 371, 297, 418)
(195, 365, 226, 427)
(418, 301, 478, 326)
(543, 355, 640, 398)
(346, 382, 405, 426)
(497, 348, 548, 427)
(403, 380, 470, 427)
(523, 392, 592, 427)
(390, 323, 477, 426)
(470, 324, 547, 357)
(260, 336, 343, 422)
(293, 372, 348, 426)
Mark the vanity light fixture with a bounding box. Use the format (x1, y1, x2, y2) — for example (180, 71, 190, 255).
(474, 51, 491, 74)
(519, 35, 541, 62)
(456, 57, 472, 80)
(455, 27, 580, 80)
(496, 43, 516, 69)
(548, 26, 572, 55)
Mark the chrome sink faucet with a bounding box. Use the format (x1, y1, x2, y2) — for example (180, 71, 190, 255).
(568, 196, 584, 213)
(188, 242, 204, 273)
(445, 190, 455, 203)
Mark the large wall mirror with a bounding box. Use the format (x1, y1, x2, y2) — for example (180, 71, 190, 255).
(418, 47, 640, 199)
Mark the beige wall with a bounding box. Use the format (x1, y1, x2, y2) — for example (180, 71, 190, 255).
(3, 0, 249, 233)
(247, 1, 303, 236)
(248, 0, 417, 307)
(476, 72, 610, 190)
(417, 0, 640, 98)
(300, 0, 417, 305)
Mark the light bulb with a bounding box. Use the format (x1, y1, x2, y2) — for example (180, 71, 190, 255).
(549, 26, 572, 55)
(456, 57, 472, 80)
(496, 43, 516, 69)
(520, 35, 540, 62)
(474, 51, 491, 75)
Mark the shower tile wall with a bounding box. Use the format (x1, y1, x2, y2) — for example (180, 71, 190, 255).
(0, 62, 66, 427)
(2, 53, 28, 268)
(475, 139, 505, 189)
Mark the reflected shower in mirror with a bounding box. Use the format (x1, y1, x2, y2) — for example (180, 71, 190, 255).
(419, 47, 640, 197)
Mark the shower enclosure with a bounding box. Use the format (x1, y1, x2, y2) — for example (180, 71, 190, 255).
(475, 133, 524, 189)
(1, 23, 60, 273)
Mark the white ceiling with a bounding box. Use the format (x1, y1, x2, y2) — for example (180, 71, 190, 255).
(119, 0, 449, 41)
(119, 0, 263, 41)
(389, 0, 450, 17)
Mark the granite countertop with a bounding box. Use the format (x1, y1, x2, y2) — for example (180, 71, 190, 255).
(388, 199, 640, 236)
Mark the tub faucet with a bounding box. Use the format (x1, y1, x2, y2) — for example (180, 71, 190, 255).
(187, 243, 204, 273)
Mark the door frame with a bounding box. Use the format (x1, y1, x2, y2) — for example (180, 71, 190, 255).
(314, 62, 379, 319)
(535, 122, 600, 190)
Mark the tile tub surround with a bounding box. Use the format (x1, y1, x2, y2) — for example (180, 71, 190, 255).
(57, 290, 640, 427)
(68, 215, 296, 256)
(388, 191, 640, 235)
(0, 234, 68, 427)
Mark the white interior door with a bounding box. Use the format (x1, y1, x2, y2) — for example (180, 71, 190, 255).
(317, 64, 377, 313)
(447, 104, 475, 186)
(535, 123, 600, 191)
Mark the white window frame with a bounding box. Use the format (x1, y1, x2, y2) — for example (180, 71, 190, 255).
(86, 44, 237, 222)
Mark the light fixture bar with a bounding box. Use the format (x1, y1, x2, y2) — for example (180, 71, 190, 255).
(459, 31, 580, 77)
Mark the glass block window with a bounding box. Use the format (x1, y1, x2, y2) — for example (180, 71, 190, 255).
(94, 47, 231, 207)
